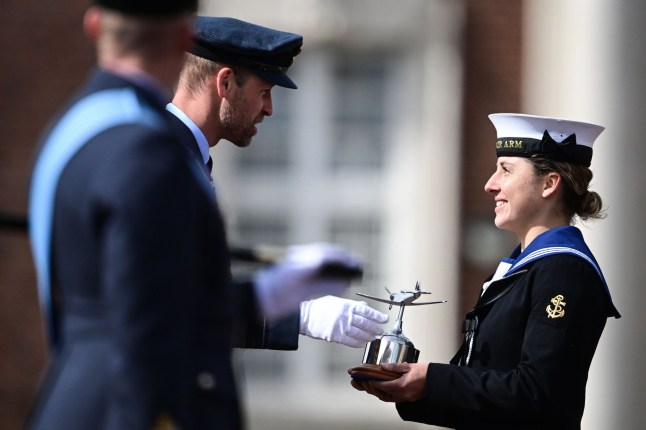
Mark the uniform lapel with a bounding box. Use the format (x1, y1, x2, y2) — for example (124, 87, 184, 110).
(473, 269, 528, 311)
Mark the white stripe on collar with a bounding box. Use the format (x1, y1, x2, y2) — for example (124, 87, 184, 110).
(509, 246, 600, 278)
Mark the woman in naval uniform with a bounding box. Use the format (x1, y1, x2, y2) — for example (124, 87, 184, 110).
(350, 113, 621, 430)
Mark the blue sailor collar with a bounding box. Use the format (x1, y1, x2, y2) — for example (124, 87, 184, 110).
(502, 226, 620, 318)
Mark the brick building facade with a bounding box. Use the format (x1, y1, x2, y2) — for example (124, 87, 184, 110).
(0, 1, 92, 428)
(0, 1, 521, 428)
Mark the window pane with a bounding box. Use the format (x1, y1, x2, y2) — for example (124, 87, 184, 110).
(332, 54, 387, 171)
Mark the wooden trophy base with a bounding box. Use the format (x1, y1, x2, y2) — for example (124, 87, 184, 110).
(348, 363, 402, 382)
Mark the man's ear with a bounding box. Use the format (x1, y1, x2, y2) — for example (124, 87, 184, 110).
(177, 20, 193, 57)
(215, 67, 235, 98)
(83, 7, 101, 42)
(542, 172, 562, 199)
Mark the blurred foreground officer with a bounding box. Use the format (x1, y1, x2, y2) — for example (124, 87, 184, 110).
(351, 114, 621, 429)
(28, 2, 364, 429)
(168, 16, 388, 351)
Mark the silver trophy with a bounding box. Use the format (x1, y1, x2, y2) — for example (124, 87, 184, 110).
(350, 282, 445, 381)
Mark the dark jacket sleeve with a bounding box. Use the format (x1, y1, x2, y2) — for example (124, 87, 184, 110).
(92, 126, 227, 427)
(231, 280, 300, 350)
(396, 380, 461, 427)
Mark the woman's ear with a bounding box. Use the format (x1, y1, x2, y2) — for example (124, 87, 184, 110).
(542, 172, 562, 199)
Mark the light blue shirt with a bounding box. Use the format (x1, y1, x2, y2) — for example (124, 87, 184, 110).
(166, 102, 210, 164)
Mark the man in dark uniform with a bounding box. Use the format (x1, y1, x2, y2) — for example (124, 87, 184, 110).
(27, 2, 363, 429)
(167, 16, 389, 351)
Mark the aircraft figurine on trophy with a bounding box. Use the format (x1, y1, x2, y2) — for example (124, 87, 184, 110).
(349, 282, 446, 381)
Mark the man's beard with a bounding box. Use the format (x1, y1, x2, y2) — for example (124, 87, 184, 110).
(221, 96, 255, 147)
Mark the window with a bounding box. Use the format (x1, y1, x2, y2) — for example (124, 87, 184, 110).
(331, 53, 387, 171)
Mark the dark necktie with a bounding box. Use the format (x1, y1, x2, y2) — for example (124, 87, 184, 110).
(206, 156, 213, 173)
(206, 156, 213, 183)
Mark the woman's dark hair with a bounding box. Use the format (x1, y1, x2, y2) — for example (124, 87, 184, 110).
(528, 155, 606, 222)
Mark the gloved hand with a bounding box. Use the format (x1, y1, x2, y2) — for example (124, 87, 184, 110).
(299, 296, 389, 348)
(253, 243, 363, 320)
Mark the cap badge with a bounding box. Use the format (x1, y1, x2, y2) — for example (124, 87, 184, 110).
(546, 294, 566, 319)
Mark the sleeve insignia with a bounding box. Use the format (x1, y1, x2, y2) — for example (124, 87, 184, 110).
(546, 294, 566, 318)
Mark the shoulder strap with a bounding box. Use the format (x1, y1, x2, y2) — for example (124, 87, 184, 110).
(29, 88, 164, 347)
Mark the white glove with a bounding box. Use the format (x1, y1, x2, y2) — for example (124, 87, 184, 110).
(299, 296, 389, 348)
(253, 243, 363, 321)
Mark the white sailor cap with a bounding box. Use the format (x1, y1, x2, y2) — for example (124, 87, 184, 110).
(488, 113, 605, 166)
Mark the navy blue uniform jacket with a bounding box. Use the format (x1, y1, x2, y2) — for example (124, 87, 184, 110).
(28, 69, 295, 430)
(396, 254, 617, 430)
(164, 110, 301, 352)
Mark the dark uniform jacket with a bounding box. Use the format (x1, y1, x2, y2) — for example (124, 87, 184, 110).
(396, 229, 619, 430)
(165, 110, 301, 351)
(27, 69, 294, 430)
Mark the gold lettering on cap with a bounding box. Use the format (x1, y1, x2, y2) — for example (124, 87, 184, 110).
(496, 140, 523, 149)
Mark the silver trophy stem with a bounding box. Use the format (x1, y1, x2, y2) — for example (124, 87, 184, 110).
(393, 304, 406, 335)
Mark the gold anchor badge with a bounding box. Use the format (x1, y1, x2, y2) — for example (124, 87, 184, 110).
(546, 295, 566, 318)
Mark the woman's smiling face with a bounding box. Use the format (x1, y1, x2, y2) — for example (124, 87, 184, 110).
(484, 157, 548, 239)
